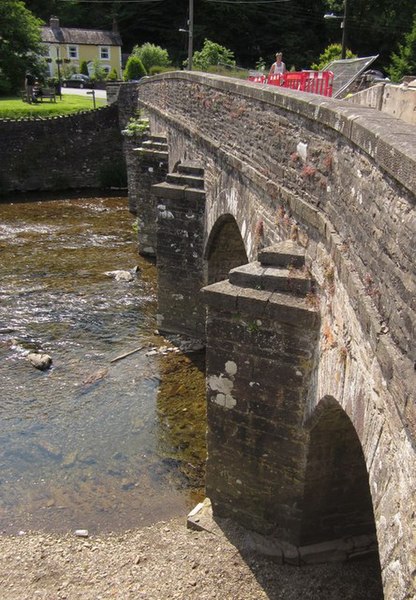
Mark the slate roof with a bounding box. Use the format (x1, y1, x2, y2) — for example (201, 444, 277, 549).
(41, 26, 122, 47)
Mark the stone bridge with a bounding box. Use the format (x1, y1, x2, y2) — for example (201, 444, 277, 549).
(118, 72, 415, 600)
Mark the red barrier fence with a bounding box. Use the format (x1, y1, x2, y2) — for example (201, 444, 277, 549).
(248, 70, 334, 98)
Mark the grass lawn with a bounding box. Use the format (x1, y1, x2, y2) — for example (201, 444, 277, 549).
(0, 94, 107, 119)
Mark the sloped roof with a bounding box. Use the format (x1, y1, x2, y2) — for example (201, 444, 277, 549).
(41, 26, 122, 47)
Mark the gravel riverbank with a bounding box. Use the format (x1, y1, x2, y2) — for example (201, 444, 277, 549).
(0, 515, 384, 599)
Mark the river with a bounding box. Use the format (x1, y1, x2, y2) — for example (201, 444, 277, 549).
(0, 193, 206, 534)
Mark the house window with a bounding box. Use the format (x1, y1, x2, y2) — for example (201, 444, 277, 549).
(100, 46, 110, 60)
(68, 45, 78, 60)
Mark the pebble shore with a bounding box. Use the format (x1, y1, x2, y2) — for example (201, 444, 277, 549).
(0, 516, 384, 599)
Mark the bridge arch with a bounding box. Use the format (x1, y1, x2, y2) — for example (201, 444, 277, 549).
(205, 214, 248, 284)
(301, 395, 378, 549)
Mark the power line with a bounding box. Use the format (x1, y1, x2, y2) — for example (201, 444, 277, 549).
(204, 0, 291, 4)
(58, 0, 165, 3)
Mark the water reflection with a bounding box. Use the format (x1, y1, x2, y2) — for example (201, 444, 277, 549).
(0, 195, 206, 533)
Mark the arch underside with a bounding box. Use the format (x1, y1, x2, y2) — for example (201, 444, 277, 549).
(301, 397, 377, 547)
(205, 214, 248, 284)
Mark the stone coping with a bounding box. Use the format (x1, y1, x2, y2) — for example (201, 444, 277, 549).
(135, 71, 416, 197)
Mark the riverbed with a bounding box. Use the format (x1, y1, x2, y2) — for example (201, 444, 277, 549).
(0, 194, 206, 534)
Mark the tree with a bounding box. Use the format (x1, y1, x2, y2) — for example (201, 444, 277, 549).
(80, 60, 89, 76)
(322, 0, 416, 70)
(311, 43, 357, 70)
(0, 0, 45, 94)
(387, 15, 416, 81)
(132, 42, 171, 72)
(191, 39, 235, 71)
(123, 55, 147, 81)
(90, 58, 107, 82)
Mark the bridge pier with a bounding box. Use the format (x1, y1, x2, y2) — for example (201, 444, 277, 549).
(131, 135, 168, 257)
(202, 242, 380, 559)
(202, 241, 319, 543)
(152, 163, 206, 338)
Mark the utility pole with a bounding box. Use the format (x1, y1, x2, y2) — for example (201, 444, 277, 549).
(341, 0, 348, 60)
(188, 0, 194, 70)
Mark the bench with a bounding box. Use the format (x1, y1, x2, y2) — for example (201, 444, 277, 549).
(21, 88, 57, 103)
(37, 88, 57, 103)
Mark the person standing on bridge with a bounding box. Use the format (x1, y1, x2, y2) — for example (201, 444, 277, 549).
(269, 52, 286, 76)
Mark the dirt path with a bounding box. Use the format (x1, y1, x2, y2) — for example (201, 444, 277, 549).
(0, 515, 384, 599)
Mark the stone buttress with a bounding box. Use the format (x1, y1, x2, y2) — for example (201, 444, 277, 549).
(132, 134, 168, 256)
(202, 241, 320, 544)
(152, 163, 206, 338)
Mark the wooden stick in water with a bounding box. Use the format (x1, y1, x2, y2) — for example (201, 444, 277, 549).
(110, 345, 145, 363)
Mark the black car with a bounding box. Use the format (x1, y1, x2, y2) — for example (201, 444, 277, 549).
(62, 74, 92, 89)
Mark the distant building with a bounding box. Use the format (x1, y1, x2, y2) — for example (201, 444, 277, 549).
(41, 16, 122, 79)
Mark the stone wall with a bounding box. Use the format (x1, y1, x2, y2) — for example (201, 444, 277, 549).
(348, 81, 416, 126)
(134, 72, 415, 600)
(0, 105, 125, 194)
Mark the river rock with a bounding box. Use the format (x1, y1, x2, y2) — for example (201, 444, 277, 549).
(62, 451, 78, 468)
(104, 267, 139, 282)
(74, 529, 89, 538)
(27, 352, 52, 371)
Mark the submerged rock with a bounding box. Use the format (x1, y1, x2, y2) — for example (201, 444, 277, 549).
(27, 352, 52, 371)
(104, 266, 140, 282)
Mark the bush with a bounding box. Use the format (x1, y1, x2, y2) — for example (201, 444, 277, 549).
(387, 16, 416, 81)
(122, 114, 150, 137)
(106, 67, 118, 81)
(80, 60, 89, 76)
(132, 43, 171, 72)
(206, 64, 248, 79)
(148, 65, 176, 75)
(190, 39, 236, 71)
(90, 58, 107, 82)
(311, 43, 357, 71)
(124, 55, 147, 81)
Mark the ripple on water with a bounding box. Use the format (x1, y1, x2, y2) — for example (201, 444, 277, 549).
(0, 196, 206, 534)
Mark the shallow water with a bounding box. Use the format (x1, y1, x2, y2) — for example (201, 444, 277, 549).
(0, 195, 206, 534)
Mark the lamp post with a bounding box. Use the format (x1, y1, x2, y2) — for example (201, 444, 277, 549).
(324, 0, 348, 60)
(179, 0, 194, 70)
(46, 45, 70, 99)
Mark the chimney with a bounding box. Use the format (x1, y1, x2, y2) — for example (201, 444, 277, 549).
(112, 17, 119, 34)
(50, 16, 60, 29)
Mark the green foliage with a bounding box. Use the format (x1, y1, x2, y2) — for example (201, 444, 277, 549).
(90, 58, 107, 82)
(206, 64, 248, 79)
(122, 114, 150, 137)
(123, 55, 147, 81)
(387, 15, 416, 81)
(311, 43, 357, 70)
(106, 67, 118, 81)
(80, 60, 89, 76)
(0, 0, 45, 94)
(190, 39, 236, 71)
(132, 43, 171, 72)
(148, 65, 176, 75)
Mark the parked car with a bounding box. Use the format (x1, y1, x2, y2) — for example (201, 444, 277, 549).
(62, 74, 92, 89)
